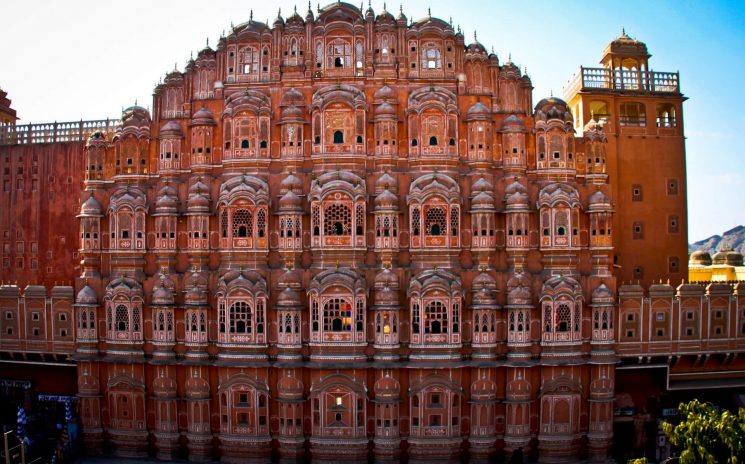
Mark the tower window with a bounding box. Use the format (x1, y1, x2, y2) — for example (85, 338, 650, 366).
(667, 179, 679, 195)
(632, 222, 644, 240)
(632, 184, 643, 201)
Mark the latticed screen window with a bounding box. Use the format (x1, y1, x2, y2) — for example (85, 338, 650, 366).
(232, 209, 253, 238)
(115, 304, 129, 331)
(412, 208, 421, 235)
(323, 298, 352, 332)
(312, 205, 321, 235)
(421, 43, 442, 69)
(412, 303, 420, 332)
(240, 47, 259, 74)
(355, 204, 364, 235)
(221, 210, 229, 237)
(425, 301, 448, 334)
(324, 203, 351, 236)
(312, 299, 319, 331)
(327, 39, 352, 68)
(544, 305, 552, 332)
(355, 300, 364, 331)
(230, 301, 252, 333)
(425, 207, 446, 236)
(257, 209, 266, 237)
(574, 306, 580, 331)
(556, 304, 571, 332)
(450, 208, 459, 236)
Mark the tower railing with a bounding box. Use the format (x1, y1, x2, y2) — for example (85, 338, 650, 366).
(0, 119, 121, 146)
(564, 67, 680, 99)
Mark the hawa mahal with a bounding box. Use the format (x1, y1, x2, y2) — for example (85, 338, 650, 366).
(2, 2, 743, 463)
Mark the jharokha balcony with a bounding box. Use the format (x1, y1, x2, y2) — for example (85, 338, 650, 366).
(565, 67, 680, 97)
(0, 119, 120, 145)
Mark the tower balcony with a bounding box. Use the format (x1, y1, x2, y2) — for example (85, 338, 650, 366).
(564, 67, 680, 99)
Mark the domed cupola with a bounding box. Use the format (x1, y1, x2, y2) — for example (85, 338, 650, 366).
(279, 189, 303, 212)
(159, 120, 183, 138)
(190, 106, 216, 126)
(689, 250, 712, 266)
(155, 184, 179, 215)
(80, 193, 103, 217)
(76, 285, 98, 305)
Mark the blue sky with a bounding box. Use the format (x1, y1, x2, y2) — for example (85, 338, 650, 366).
(1, 0, 742, 242)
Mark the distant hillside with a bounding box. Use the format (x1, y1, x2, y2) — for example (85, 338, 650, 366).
(689, 225, 745, 256)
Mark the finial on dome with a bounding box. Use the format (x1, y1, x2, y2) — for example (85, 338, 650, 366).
(206, 37, 209, 48)
(383, 2, 387, 11)
(622, 26, 626, 36)
(173, 62, 177, 71)
(428, 7, 431, 18)
(249, 10, 253, 21)
(308, 1, 312, 11)
(277, 7, 282, 17)
(474, 30, 477, 41)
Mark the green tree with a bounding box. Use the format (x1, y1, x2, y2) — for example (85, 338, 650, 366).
(662, 399, 745, 463)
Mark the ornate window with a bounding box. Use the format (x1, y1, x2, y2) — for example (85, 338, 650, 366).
(538, 183, 581, 249)
(540, 276, 583, 345)
(104, 277, 144, 343)
(239, 46, 260, 75)
(407, 173, 461, 249)
(408, 270, 462, 349)
(409, 376, 461, 439)
(218, 375, 270, 437)
(308, 268, 366, 347)
(327, 38, 352, 69)
(309, 171, 367, 249)
(310, 375, 366, 439)
(217, 176, 270, 250)
(421, 42, 442, 70)
(185, 310, 207, 343)
(216, 271, 268, 346)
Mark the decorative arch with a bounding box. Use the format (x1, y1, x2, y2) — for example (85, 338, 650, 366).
(309, 373, 367, 439)
(540, 276, 583, 344)
(409, 374, 463, 439)
(307, 268, 367, 344)
(309, 171, 367, 249)
(217, 373, 270, 437)
(216, 270, 268, 345)
(217, 175, 270, 250)
(222, 89, 272, 159)
(407, 86, 459, 156)
(537, 183, 582, 249)
(408, 269, 462, 346)
(108, 188, 147, 251)
(407, 173, 461, 249)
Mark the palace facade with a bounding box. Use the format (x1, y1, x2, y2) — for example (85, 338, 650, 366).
(3, 3, 739, 463)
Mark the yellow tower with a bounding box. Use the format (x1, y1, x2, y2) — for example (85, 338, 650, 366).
(0, 88, 18, 125)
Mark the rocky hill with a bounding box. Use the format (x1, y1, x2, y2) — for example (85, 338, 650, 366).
(689, 225, 745, 255)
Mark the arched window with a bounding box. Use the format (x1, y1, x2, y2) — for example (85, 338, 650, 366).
(230, 301, 252, 333)
(327, 39, 352, 69)
(232, 209, 253, 238)
(425, 207, 446, 236)
(425, 301, 448, 334)
(429, 136, 438, 146)
(115, 304, 129, 331)
(324, 204, 351, 236)
(421, 43, 442, 69)
(556, 304, 571, 332)
(333, 130, 344, 144)
(239, 46, 259, 74)
(323, 298, 353, 332)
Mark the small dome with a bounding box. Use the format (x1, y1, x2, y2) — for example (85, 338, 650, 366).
(374, 188, 398, 210)
(592, 283, 614, 303)
(375, 172, 398, 193)
(281, 88, 305, 106)
(505, 179, 529, 208)
(374, 102, 397, 118)
(86, 131, 107, 148)
(588, 190, 611, 211)
(280, 172, 302, 193)
(184, 285, 207, 305)
(277, 375, 304, 400)
(726, 250, 743, 266)
(280, 104, 305, 123)
(507, 285, 531, 305)
(159, 120, 183, 137)
(374, 376, 401, 399)
(689, 250, 712, 266)
(374, 268, 399, 289)
(465, 101, 491, 121)
(501, 114, 526, 132)
(278, 268, 302, 289)
(277, 287, 302, 306)
(467, 41, 487, 55)
(190, 107, 216, 126)
(374, 85, 396, 101)
(471, 190, 495, 209)
(472, 272, 496, 290)
(76, 285, 98, 305)
(187, 193, 210, 213)
(155, 185, 178, 214)
(79, 195, 103, 217)
(278, 190, 303, 211)
(152, 284, 174, 306)
(376, 7, 395, 21)
(471, 177, 494, 193)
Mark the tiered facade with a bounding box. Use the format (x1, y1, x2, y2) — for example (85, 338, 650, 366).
(0, 3, 711, 463)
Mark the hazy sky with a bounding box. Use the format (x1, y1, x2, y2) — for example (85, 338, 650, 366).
(1, 0, 743, 242)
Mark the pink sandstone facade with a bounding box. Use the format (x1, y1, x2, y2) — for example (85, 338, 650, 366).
(2, 3, 738, 463)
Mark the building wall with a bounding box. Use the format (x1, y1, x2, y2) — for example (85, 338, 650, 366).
(0, 4, 701, 463)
